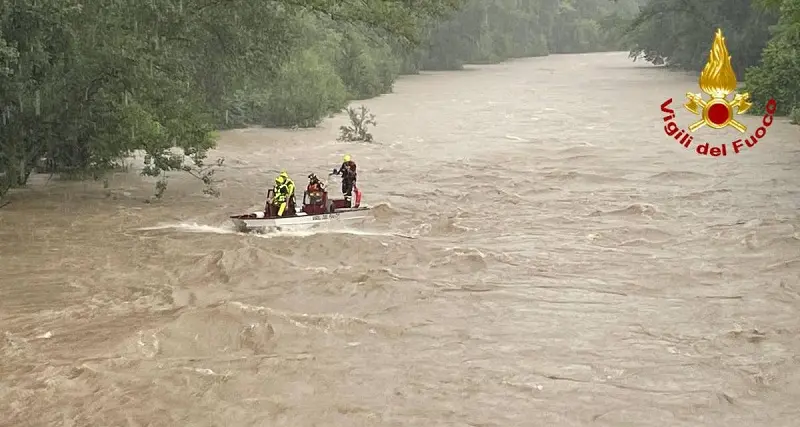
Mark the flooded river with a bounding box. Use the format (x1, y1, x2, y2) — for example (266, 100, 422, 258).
(2, 52, 800, 426)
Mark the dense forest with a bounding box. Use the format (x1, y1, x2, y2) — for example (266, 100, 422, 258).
(620, 0, 799, 124)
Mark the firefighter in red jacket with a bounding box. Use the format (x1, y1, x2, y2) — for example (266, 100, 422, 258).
(306, 173, 325, 204)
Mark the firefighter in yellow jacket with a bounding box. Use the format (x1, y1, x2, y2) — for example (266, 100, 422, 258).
(272, 171, 295, 216)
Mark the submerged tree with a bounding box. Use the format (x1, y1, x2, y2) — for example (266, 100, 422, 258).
(338, 106, 377, 143)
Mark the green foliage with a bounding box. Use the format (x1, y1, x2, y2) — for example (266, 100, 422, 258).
(419, 0, 552, 69)
(743, 0, 800, 117)
(0, 0, 297, 198)
(338, 106, 377, 143)
(411, 0, 639, 70)
(549, 0, 642, 53)
(335, 32, 400, 100)
(623, 0, 778, 71)
(259, 48, 348, 128)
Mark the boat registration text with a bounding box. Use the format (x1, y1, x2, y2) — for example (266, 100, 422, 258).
(312, 213, 340, 221)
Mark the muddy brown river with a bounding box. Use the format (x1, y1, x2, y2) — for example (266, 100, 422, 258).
(2, 52, 800, 426)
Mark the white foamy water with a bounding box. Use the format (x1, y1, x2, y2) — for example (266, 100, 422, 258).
(134, 221, 410, 240)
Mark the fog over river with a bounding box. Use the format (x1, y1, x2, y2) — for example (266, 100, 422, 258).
(2, 52, 800, 426)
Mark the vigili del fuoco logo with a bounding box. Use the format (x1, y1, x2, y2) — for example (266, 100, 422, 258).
(660, 29, 777, 156)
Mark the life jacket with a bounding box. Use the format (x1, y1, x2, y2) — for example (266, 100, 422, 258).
(340, 161, 357, 179)
(307, 182, 322, 192)
(274, 178, 294, 199)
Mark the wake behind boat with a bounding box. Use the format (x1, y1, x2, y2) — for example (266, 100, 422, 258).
(230, 172, 371, 233)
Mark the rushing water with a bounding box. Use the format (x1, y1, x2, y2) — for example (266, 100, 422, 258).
(2, 52, 800, 426)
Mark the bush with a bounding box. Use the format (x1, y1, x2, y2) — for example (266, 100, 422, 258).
(217, 22, 400, 129)
(257, 49, 348, 128)
(336, 33, 399, 99)
(743, 38, 800, 116)
(338, 105, 377, 142)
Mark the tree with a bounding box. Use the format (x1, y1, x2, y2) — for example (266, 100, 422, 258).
(743, 0, 800, 119)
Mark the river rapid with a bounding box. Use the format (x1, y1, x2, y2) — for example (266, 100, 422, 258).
(2, 52, 800, 426)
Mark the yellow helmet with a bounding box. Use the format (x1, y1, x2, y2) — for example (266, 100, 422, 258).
(343, 154, 351, 162)
(275, 175, 285, 184)
(279, 170, 288, 178)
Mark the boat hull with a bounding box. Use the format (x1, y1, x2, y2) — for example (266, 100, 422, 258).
(230, 207, 371, 233)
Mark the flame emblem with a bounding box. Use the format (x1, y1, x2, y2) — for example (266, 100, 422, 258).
(684, 29, 752, 133)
